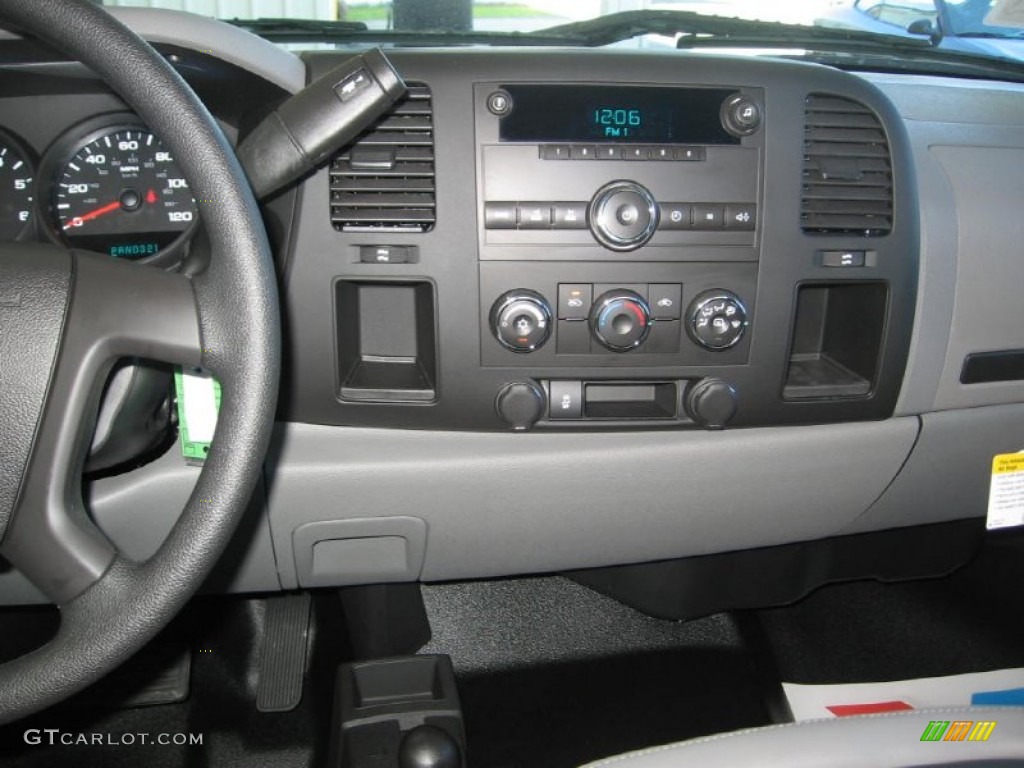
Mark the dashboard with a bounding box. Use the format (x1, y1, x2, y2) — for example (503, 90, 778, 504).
(2, 9, 1024, 604)
(285, 51, 917, 432)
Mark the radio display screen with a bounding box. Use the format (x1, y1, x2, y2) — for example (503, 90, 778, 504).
(497, 85, 740, 145)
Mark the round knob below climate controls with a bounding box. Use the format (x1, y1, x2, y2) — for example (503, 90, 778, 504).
(490, 290, 552, 353)
(688, 291, 748, 351)
(495, 381, 546, 431)
(686, 378, 738, 429)
(588, 181, 659, 251)
(590, 289, 652, 352)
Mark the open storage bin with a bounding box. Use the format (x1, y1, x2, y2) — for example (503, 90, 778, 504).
(335, 279, 438, 403)
(784, 282, 887, 400)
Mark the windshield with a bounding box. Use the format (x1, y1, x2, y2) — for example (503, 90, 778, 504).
(101, 0, 1024, 62)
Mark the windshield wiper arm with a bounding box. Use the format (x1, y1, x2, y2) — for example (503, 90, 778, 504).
(957, 30, 1024, 39)
(537, 9, 933, 51)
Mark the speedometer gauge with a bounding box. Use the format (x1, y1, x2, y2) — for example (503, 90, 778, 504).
(0, 129, 34, 241)
(53, 127, 197, 259)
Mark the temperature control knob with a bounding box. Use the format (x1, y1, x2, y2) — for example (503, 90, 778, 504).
(490, 290, 552, 353)
(590, 289, 652, 352)
(688, 291, 748, 350)
(588, 181, 659, 251)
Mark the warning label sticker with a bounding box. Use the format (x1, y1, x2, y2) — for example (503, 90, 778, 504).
(987, 453, 1024, 530)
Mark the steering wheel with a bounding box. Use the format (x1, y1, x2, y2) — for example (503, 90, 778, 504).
(0, 0, 280, 723)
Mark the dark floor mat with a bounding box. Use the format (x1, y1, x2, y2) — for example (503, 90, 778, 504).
(0, 594, 347, 768)
(459, 648, 772, 768)
(420, 577, 776, 768)
(758, 532, 1024, 685)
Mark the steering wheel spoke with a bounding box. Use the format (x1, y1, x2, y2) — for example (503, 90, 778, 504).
(0, 250, 202, 604)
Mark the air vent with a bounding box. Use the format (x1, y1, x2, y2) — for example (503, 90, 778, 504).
(330, 84, 435, 232)
(802, 94, 893, 236)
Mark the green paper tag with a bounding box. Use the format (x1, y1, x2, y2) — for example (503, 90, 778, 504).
(174, 367, 221, 461)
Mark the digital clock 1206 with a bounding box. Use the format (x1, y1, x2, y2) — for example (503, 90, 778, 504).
(594, 107, 642, 138)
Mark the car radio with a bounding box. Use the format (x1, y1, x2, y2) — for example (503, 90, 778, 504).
(474, 82, 765, 369)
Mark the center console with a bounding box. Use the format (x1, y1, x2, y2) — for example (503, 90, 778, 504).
(282, 52, 919, 432)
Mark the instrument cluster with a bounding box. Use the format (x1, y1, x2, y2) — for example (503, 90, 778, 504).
(0, 112, 197, 263)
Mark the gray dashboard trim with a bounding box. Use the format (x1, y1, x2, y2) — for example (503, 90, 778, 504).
(848, 404, 1024, 535)
(264, 419, 918, 587)
(866, 74, 1024, 415)
(107, 8, 306, 93)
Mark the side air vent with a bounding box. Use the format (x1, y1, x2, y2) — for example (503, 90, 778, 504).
(802, 94, 893, 236)
(330, 83, 435, 232)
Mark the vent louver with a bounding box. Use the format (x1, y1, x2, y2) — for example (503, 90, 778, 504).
(802, 94, 893, 236)
(330, 84, 435, 232)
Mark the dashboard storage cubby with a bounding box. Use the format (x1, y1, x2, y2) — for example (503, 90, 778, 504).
(335, 279, 438, 403)
(784, 282, 888, 400)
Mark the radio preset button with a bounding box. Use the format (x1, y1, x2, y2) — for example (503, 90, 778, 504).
(570, 144, 597, 160)
(624, 146, 651, 161)
(540, 144, 570, 160)
(596, 145, 623, 160)
(675, 146, 706, 161)
(650, 146, 674, 161)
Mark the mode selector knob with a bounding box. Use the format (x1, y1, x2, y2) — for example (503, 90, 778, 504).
(590, 289, 652, 352)
(688, 290, 748, 351)
(491, 290, 552, 353)
(589, 181, 659, 252)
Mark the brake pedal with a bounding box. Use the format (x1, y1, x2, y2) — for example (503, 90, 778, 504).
(257, 593, 312, 713)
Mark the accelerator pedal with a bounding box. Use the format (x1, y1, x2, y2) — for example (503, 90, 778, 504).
(257, 592, 312, 713)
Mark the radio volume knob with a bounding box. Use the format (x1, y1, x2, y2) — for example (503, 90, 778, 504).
(588, 181, 659, 252)
(490, 290, 552, 353)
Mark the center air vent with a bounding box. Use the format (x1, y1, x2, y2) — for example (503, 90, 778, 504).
(802, 94, 893, 236)
(330, 83, 435, 232)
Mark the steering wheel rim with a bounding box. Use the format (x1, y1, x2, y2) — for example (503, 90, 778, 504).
(0, 0, 280, 723)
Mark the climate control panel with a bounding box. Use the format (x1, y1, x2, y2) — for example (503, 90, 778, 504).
(484, 269, 753, 365)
